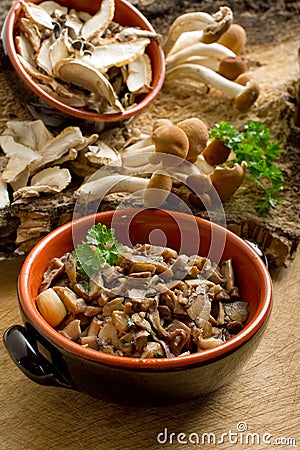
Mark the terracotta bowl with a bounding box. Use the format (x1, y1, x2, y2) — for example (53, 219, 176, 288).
(3, 209, 272, 404)
(0, 0, 165, 130)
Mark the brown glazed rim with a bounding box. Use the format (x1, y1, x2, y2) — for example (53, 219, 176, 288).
(4, 0, 166, 123)
(18, 210, 273, 371)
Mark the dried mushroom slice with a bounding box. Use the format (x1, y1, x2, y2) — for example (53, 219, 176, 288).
(80, 38, 151, 72)
(19, 17, 42, 53)
(85, 141, 121, 167)
(15, 33, 35, 63)
(31, 125, 85, 171)
(54, 59, 124, 113)
(80, 0, 115, 41)
(17, 54, 53, 83)
(36, 37, 54, 75)
(0, 135, 42, 187)
(20, 0, 55, 30)
(0, 180, 10, 209)
(13, 167, 72, 200)
(49, 29, 70, 73)
(127, 53, 152, 93)
(39, 1, 68, 17)
(4, 119, 52, 151)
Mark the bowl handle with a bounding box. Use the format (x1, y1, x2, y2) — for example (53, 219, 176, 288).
(3, 325, 75, 389)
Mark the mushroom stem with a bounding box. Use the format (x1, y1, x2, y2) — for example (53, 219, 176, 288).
(164, 7, 233, 56)
(163, 12, 215, 56)
(78, 174, 149, 203)
(165, 64, 259, 111)
(166, 42, 235, 70)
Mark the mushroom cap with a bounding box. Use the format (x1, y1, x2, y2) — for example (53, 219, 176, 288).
(209, 161, 247, 200)
(234, 71, 253, 86)
(234, 80, 260, 111)
(177, 118, 209, 163)
(218, 56, 247, 81)
(201, 138, 231, 166)
(152, 119, 173, 132)
(217, 23, 247, 55)
(151, 124, 189, 166)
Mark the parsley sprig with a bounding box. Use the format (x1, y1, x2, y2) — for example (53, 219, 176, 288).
(73, 223, 123, 277)
(209, 121, 283, 213)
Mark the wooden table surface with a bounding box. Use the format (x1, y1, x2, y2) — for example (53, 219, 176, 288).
(0, 252, 299, 450)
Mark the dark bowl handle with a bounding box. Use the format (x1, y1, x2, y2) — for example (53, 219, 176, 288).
(3, 325, 74, 389)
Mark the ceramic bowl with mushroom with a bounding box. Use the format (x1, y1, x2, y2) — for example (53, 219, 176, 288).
(0, 0, 165, 130)
(3, 209, 273, 404)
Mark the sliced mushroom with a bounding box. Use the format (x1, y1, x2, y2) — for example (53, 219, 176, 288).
(59, 319, 82, 341)
(126, 53, 152, 94)
(0, 180, 10, 209)
(13, 167, 72, 200)
(19, 17, 42, 53)
(32, 126, 85, 171)
(81, 38, 151, 72)
(39, 1, 68, 16)
(0, 135, 41, 188)
(20, 0, 55, 29)
(53, 286, 87, 314)
(85, 141, 121, 168)
(54, 59, 124, 113)
(4, 119, 52, 151)
(80, 0, 115, 41)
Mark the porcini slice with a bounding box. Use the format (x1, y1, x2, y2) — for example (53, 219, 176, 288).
(0, 135, 41, 186)
(80, 0, 115, 40)
(13, 167, 72, 200)
(127, 53, 152, 93)
(0, 180, 10, 209)
(54, 59, 124, 113)
(85, 141, 121, 167)
(20, 0, 55, 30)
(81, 38, 151, 72)
(32, 126, 85, 170)
(39, 1, 68, 16)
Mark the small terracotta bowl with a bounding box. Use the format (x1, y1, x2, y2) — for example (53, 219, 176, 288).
(3, 209, 272, 404)
(0, 0, 165, 130)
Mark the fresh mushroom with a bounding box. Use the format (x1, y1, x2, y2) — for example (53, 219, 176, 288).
(217, 23, 247, 55)
(166, 42, 236, 71)
(177, 117, 209, 163)
(209, 161, 247, 201)
(150, 124, 189, 166)
(201, 138, 231, 166)
(165, 64, 260, 111)
(143, 171, 173, 208)
(218, 55, 247, 80)
(163, 6, 233, 56)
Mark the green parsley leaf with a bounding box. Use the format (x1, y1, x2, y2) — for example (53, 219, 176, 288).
(209, 120, 283, 213)
(73, 223, 123, 277)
